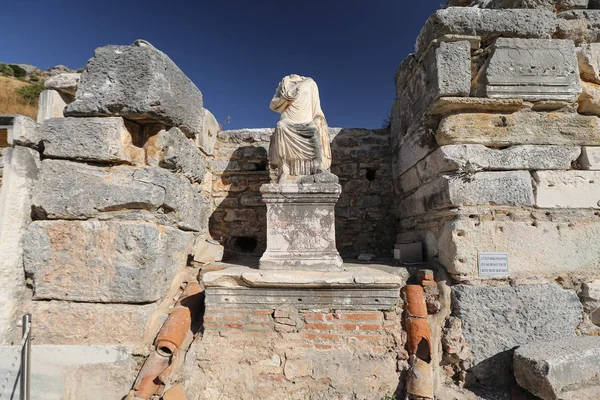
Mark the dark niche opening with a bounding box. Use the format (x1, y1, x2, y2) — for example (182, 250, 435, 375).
(232, 236, 258, 254)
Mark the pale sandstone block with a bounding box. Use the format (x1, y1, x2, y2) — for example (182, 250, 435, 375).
(438, 211, 600, 278)
(534, 170, 600, 208)
(0, 114, 41, 147)
(399, 171, 534, 218)
(416, 8, 557, 57)
(22, 301, 156, 346)
(579, 147, 600, 170)
(23, 220, 194, 303)
(37, 90, 69, 123)
(40, 117, 144, 164)
(0, 147, 40, 342)
(514, 337, 600, 400)
(65, 41, 204, 137)
(581, 280, 600, 325)
(478, 38, 581, 101)
(436, 112, 600, 146)
(392, 125, 437, 178)
(197, 108, 218, 155)
(427, 97, 526, 115)
(577, 81, 600, 115)
(401, 144, 580, 194)
(577, 43, 600, 84)
(44, 72, 80, 97)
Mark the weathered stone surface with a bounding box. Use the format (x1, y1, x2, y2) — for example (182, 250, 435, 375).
(428, 97, 526, 115)
(471, 0, 589, 10)
(581, 280, 600, 325)
(260, 183, 343, 270)
(477, 38, 581, 101)
(65, 41, 204, 137)
(577, 43, 600, 84)
(402, 145, 579, 194)
(436, 112, 600, 146)
(0, 345, 136, 400)
(217, 128, 274, 144)
(0, 114, 40, 147)
(135, 167, 210, 232)
(399, 171, 534, 217)
(40, 117, 144, 164)
(438, 210, 600, 278)
(393, 41, 470, 142)
(514, 337, 600, 400)
(579, 146, 600, 170)
(37, 90, 68, 123)
(22, 301, 156, 345)
(557, 10, 600, 45)
(197, 108, 218, 155)
(33, 160, 209, 231)
(416, 8, 557, 57)
(0, 147, 39, 342)
(145, 126, 207, 183)
(578, 81, 600, 116)
(23, 220, 194, 302)
(392, 125, 438, 178)
(534, 171, 600, 208)
(44, 72, 80, 97)
(452, 284, 582, 383)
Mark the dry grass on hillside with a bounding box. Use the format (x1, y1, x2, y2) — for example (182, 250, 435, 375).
(0, 77, 37, 119)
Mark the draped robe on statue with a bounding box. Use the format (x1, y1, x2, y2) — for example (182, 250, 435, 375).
(268, 75, 332, 178)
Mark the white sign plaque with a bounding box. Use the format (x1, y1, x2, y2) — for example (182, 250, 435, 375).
(478, 252, 509, 277)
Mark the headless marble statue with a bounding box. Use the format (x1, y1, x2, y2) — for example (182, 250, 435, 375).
(268, 74, 338, 183)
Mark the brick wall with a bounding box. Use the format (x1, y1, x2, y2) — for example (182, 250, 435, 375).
(183, 306, 407, 399)
(209, 128, 396, 259)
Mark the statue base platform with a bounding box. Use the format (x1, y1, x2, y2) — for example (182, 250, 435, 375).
(259, 183, 343, 271)
(203, 266, 404, 310)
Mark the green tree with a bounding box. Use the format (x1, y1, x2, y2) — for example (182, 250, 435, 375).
(0, 63, 14, 76)
(8, 64, 27, 78)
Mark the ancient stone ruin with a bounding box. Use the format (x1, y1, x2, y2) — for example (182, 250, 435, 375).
(1, 1, 600, 399)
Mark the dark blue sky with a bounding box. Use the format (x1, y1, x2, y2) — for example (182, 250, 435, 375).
(2, 1, 441, 129)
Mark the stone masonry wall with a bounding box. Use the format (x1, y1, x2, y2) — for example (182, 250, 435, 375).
(389, 1, 600, 396)
(181, 306, 406, 400)
(210, 127, 395, 259)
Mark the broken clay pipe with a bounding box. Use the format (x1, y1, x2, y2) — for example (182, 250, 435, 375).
(403, 284, 434, 399)
(132, 351, 171, 399)
(175, 282, 201, 307)
(155, 306, 192, 357)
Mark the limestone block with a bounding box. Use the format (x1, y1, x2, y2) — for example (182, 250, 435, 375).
(452, 284, 582, 383)
(478, 38, 581, 101)
(37, 90, 69, 123)
(581, 280, 600, 324)
(145, 126, 207, 183)
(438, 211, 600, 278)
(416, 8, 557, 57)
(192, 238, 224, 263)
(65, 41, 203, 137)
(0, 345, 136, 400)
(33, 160, 209, 232)
(577, 43, 600, 84)
(402, 145, 580, 194)
(557, 10, 600, 45)
(580, 147, 600, 170)
(578, 81, 600, 116)
(399, 171, 534, 217)
(40, 117, 144, 164)
(393, 41, 470, 141)
(472, 0, 589, 10)
(135, 167, 210, 232)
(44, 72, 80, 97)
(0, 147, 39, 342)
(0, 114, 41, 147)
(22, 301, 156, 345)
(23, 220, 194, 303)
(392, 125, 438, 178)
(534, 171, 600, 208)
(197, 108, 218, 155)
(436, 112, 600, 146)
(259, 183, 343, 271)
(427, 97, 526, 115)
(514, 337, 600, 400)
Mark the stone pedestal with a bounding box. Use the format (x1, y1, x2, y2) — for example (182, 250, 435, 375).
(259, 183, 343, 271)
